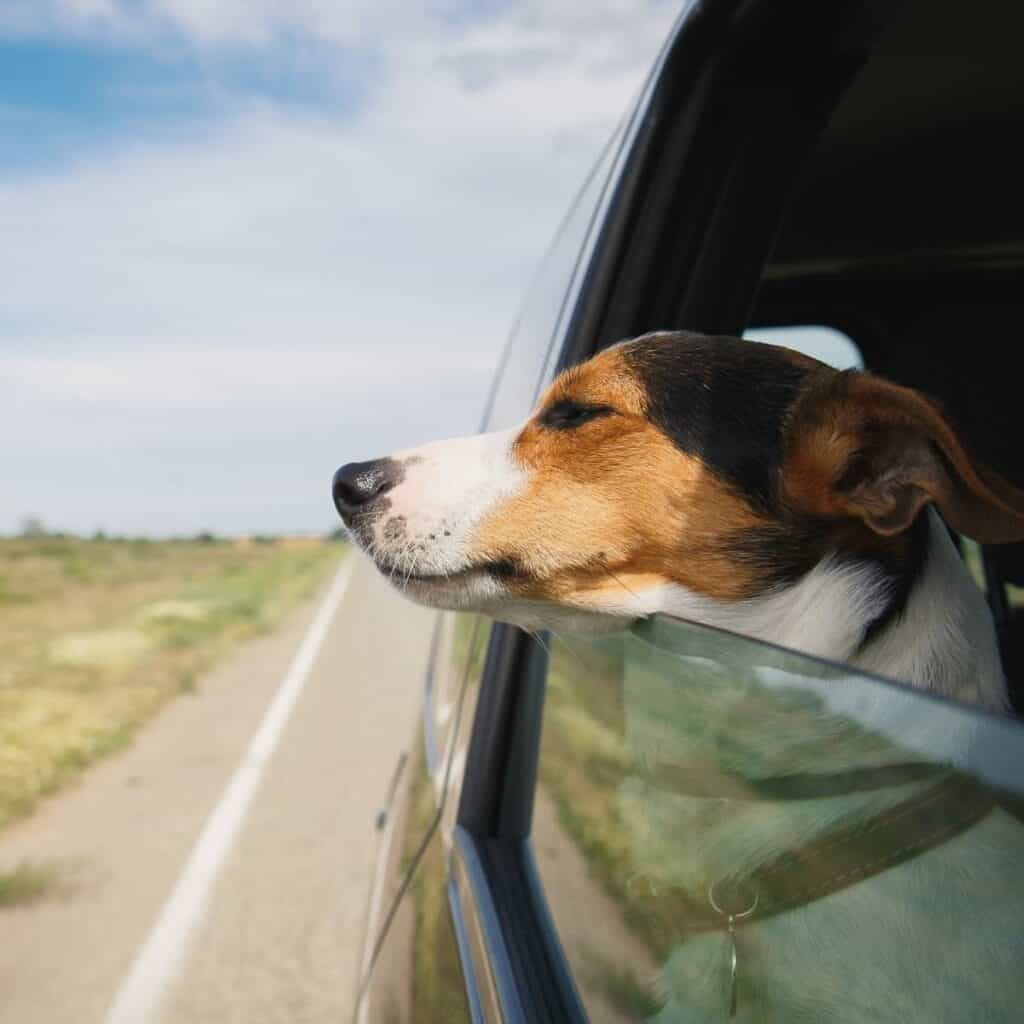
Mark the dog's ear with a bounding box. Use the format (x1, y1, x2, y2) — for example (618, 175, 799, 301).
(783, 371, 1024, 543)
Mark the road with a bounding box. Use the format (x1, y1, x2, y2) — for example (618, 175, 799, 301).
(0, 555, 436, 1024)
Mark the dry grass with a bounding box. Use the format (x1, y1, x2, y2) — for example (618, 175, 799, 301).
(0, 859, 69, 908)
(0, 535, 342, 831)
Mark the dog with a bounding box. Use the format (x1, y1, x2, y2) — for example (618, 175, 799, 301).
(335, 330, 1024, 1020)
(333, 329, 1024, 710)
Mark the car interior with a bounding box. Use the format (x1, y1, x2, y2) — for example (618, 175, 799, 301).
(749, 0, 1024, 711)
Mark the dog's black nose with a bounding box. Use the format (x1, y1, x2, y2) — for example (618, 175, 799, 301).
(332, 459, 400, 517)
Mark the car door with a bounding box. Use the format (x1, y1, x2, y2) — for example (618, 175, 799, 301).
(531, 617, 1024, 1022)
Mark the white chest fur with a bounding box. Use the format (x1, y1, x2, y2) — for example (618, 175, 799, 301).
(584, 511, 1006, 710)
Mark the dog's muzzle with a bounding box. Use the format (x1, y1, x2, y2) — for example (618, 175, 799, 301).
(332, 458, 400, 522)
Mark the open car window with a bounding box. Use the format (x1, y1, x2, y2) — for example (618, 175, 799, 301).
(531, 616, 1024, 1023)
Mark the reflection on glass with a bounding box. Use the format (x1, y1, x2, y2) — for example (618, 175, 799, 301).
(427, 614, 484, 777)
(369, 612, 485, 965)
(533, 618, 1024, 1023)
(441, 617, 490, 837)
(359, 732, 471, 1024)
(405, 830, 471, 1023)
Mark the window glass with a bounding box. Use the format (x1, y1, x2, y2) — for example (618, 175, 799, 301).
(743, 324, 862, 369)
(483, 126, 623, 432)
(533, 617, 1024, 1023)
(365, 616, 489, 964)
(425, 615, 485, 778)
(356, 761, 472, 1024)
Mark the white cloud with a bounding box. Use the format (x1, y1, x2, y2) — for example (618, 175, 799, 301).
(0, 0, 678, 534)
(3, 0, 675, 58)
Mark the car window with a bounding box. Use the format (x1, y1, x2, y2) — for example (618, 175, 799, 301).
(363, 620, 490, 970)
(743, 324, 863, 369)
(531, 616, 1024, 1023)
(483, 124, 624, 432)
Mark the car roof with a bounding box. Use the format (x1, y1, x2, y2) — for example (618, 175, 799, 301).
(766, 0, 1024, 281)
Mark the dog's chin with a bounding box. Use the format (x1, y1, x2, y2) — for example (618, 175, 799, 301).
(364, 554, 515, 612)
(364, 552, 638, 635)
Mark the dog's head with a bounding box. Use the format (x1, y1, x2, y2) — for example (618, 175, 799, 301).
(333, 331, 1024, 632)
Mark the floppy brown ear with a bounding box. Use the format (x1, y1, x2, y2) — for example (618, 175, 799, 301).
(783, 371, 1024, 543)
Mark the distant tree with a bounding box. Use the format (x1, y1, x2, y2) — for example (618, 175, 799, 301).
(19, 517, 47, 538)
(327, 526, 349, 543)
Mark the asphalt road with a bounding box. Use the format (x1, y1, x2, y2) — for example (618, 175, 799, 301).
(0, 555, 436, 1024)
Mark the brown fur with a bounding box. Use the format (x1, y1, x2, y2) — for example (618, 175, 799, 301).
(784, 371, 1024, 543)
(472, 347, 772, 603)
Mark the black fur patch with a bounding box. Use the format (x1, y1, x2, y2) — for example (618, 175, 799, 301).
(621, 332, 810, 514)
(621, 332, 932, 626)
(722, 521, 828, 589)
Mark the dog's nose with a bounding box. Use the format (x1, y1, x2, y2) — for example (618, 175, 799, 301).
(332, 459, 399, 517)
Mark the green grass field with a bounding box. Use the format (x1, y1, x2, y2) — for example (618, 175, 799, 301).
(0, 535, 343, 833)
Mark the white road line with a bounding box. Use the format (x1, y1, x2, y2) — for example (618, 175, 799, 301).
(104, 555, 356, 1024)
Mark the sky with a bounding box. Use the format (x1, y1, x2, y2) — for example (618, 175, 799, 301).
(0, 0, 678, 537)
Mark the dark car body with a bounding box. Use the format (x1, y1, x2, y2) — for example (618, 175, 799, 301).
(353, 1, 1024, 1021)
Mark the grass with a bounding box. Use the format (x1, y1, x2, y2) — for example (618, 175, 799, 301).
(0, 535, 342, 832)
(0, 860, 66, 908)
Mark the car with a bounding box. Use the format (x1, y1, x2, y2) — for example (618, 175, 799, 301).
(352, 0, 1024, 1020)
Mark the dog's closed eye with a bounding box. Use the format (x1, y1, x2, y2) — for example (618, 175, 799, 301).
(539, 399, 615, 431)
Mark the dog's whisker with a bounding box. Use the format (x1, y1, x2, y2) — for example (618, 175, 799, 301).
(401, 537, 420, 585)
(597, 558, 643, 605)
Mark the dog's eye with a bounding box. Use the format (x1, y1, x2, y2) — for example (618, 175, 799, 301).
(539, 400, 614, 431)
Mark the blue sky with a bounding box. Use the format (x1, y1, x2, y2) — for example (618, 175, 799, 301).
(0, 0, 678, 536)
(0, 33, 364, 173)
